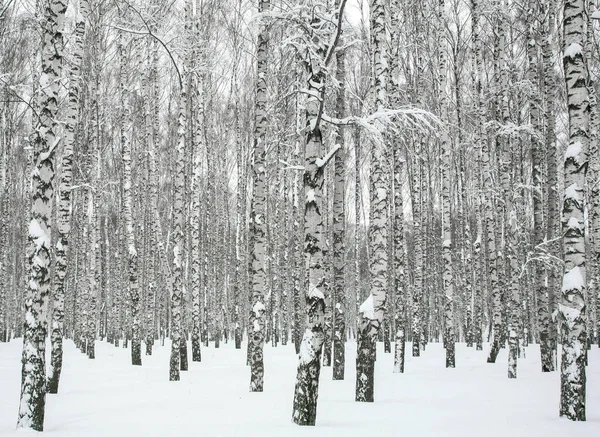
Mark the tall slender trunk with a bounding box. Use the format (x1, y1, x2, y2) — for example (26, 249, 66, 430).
(332, 43, 346, 381)
(527, 0, 553, 372)
(390, 0, 405, 373)
(292, 1, 346, 424)
(470, 0, 485, 353)
(48, 0, 89, 394)
(17, 0, 67, 431)
(119, 31, 141, 367)
(249, 0, 270, 392)
(291, 69, 334, 426)
(356, 0, 388, 402)
(191, 7, 204, 360)
(559, 0, 588, 421)
(438, 0, 454, 368)
(169, 67, 188, 381)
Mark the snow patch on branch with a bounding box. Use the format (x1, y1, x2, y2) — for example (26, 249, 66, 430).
(316, 144, 341, 168)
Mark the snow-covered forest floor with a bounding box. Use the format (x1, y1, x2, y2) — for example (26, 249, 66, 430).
(1, 339, 598, 436)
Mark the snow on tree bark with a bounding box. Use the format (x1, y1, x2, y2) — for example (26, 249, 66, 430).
(356, 0, 388, 401)
(527, 0, 553, 373)
(389, 0, 405, 373)
(249, 0, 270, 392)
(292, 103, 303, 355)
(437, 0, 454, 369)
(48, 0, 89, 394)
(190, 2, 204, 362)
(559, 0, 588, 421)
(170, 70, 187, 382)
(292, 0, 346, 424)
(471, 0, 500, 364)
(17, 0, 67, 431)
(470, 0, 485, 353)
(291, 75, 329, 426)
(541, 0, 560, 361)
(118, 30, 141, 367)
(332, 36, 346, 381)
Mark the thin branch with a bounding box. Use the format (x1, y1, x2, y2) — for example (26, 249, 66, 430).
(119, 0, 182, 89)
(324, 0, 348, 67)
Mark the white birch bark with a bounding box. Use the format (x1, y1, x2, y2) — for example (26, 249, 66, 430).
(249, 0, 270, 392)
(559, 0, 588, 421)
(48, 0, 89, 394)
(17, 0, 67, 431)
(356, 0, 388, 402)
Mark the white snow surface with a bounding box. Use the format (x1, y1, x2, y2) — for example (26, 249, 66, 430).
(1, 340, 600, 436)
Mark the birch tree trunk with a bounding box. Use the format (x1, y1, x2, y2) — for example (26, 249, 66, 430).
(170, 74, 187, 381)
(356, 0, 388, 402)
(332, 42, 346, 381)
(17, 0, 67, 431)
(527, 0, 553, 373)
(542, 0, 559, 361)
(119, 30, 141, 367)
(292, 1, 346, 424)
(190, 91, 203, 362)
(249, 0, 269, 392)
(390, 0, 405, 373)
(48, 0, 88, 394)
(438, 0, 454, 368)
(559, 0, 588, 421)
(291, 71, 333, 427)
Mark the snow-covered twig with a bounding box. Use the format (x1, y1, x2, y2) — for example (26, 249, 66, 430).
(280, 159, 305, 171)
(316, 144, 341, 168)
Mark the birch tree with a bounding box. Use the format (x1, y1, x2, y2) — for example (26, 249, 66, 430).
(291, 0, 346, 425)
(437, 0, 454, 368)
(249, 0, 270, 392)
(356, 0, 387, 402)
(332, 43, 346, 382)
(17, 0, 67, 431)
(48, 0, 89, 394)
(559, 0, 588, 421)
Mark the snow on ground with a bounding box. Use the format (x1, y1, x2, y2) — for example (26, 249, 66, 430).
(1, 339, 599, 437)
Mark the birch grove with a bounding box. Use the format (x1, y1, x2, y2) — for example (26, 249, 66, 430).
(1, 0, 599, 431)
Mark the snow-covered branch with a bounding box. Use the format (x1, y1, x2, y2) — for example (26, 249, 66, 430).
(316, 144, 341, 168)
